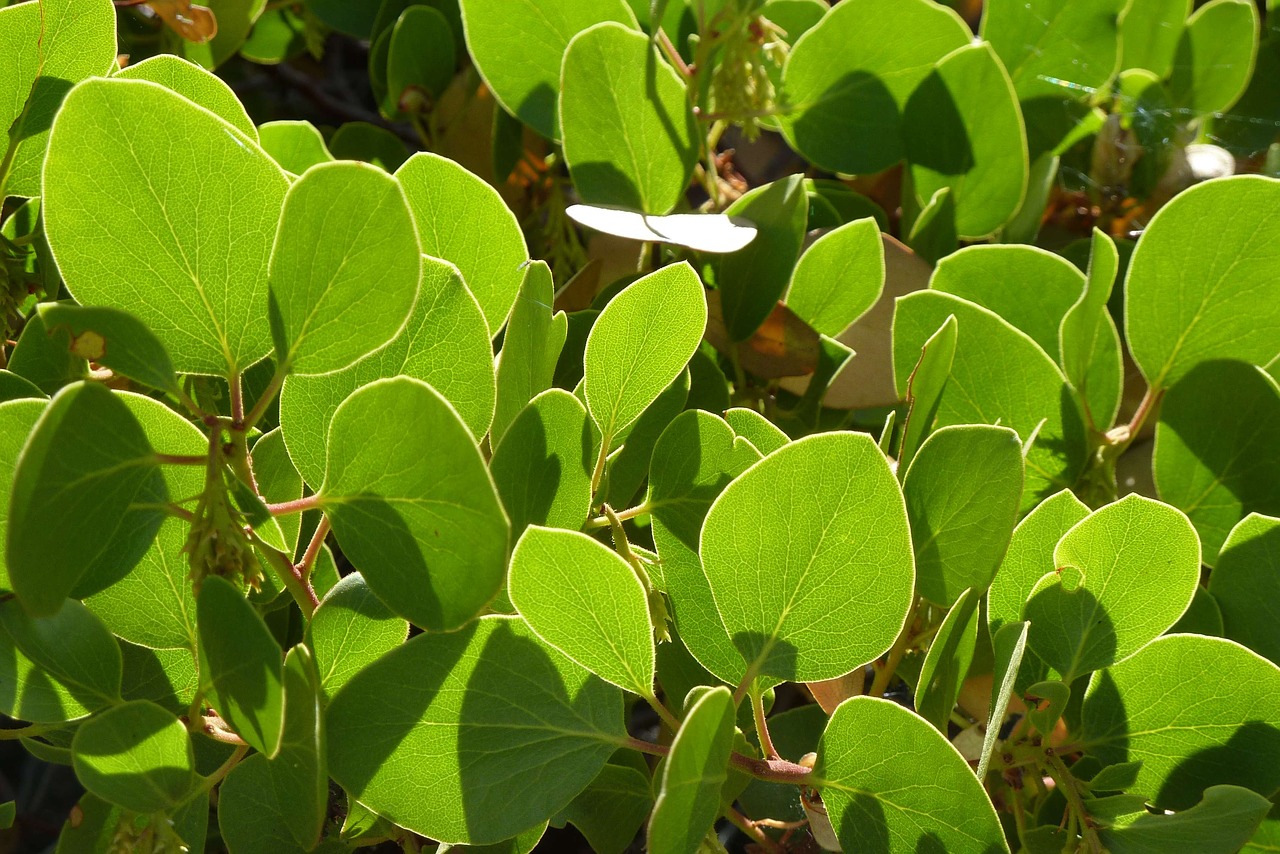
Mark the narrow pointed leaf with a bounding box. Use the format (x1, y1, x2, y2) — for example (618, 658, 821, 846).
(1059, 229, 1123, 429)
(307, 573, 409, 700)
(647, 686, 735, 854)
(898, 314, 956, 473)
(493, 262, 568, 446)
(914, 588, 980, 731)
(565, 205, 758, 254)
(978, 621, 1029, 781)
(71, 700, 197, 814)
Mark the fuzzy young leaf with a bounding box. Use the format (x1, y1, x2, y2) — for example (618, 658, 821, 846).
(914, 588, 980, 732)
(647, 686, 735, 854)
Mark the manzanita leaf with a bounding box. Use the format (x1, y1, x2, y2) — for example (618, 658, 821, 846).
(1125, 175, 1280, 390)
(560, 22, 698, 214)
(7, 382, 166, 615)
(43, 78, 289, 377)
(307, 572, 409, 701)
(248, 428, 303, 558)
(0, 622, 101, 724)
(815, 697, 1009, 853)
(0, 399, 46, 591)
(904, 42, 1028, 239)
(603, 369, 688, 507)
(902, 424, 1024, 606)
(898, 314, 957, 474)
(258, 120, 334, 175)
(778, 0, 971, 174)
(328, 121, 410, 171)
(1082, 634, 1280, 810)
(492, 261, 568, 447)
(1099, 785, 1272, 854)
(0, 0, 116, 197)
(7, 310, 86, 396)
(197, 576, 285, 757)
(1059, 228, 1123, 429)
(386, 5, 456, 111)
(1168, 0, 1259, 116)
(457, 0, 637, 140)
(724, 407, 789, 456)
(509, 526, 656, 696)
(647, 686, 735, 854)
(0, 599, 122, 710)
(1154, 360, 1280, 564)
(1120, 0, 1189, 79)
(701, 432, 914, 682)
(977, 620, 1029, 782)
(280, 256, 495, 488)
(268, 161, 422, 375)
(555, 762, 652, 854)
(396, 153, 530, 334)
(565, 205, 759, 254)
(583, 262, 707, 446)
(115, 54, 257, 139)
(914, 588, 980, 732)
(318, 377, 510, 631)
(119, 642, 198, 716)
(981, 0, 1125, 102)
(326, 615, 626, 845)
(1209, 514, 1280, 666)
(35, 304, 180, 396)
(785, 217, 884, 338)
(71, 701, 197, 814)
(1024, 494, 1201, 682)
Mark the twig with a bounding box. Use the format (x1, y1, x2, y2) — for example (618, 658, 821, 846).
(267, 62, 421, 148)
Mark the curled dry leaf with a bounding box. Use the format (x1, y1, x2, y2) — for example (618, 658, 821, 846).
(142, 0, 217, 43)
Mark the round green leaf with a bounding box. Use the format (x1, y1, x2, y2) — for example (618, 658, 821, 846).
(280, 256, 495, 488)
(0, 398, 46, 592)
(71, 700, 196, 814)
(326, 615, 626, 844)
(1125, 175, 1280, 390)
(458, 0, 637, 140)
(700, 432, 914, 682)
(1168, 0, 1259, 116)
(1209, 514, 1280, 666)
(258, 120, 334, 175)
(387, 5, 457, 109)
(396, 152, 530, 334)
(1025, 494, 1201, 681)
(115, 54, 257, 139)
(1154, 360, 1280, 564)
(319, 377, 510, 631)
(307, 572, 409, 701)
(510, 526, 655, 695)
(981, 0, 1126, 102)
(43, 78, 289, 376)
(328, 122, 410, 171)
(197, 576, 285, 757)
(0, 598, 122, 711)
(647, 686, 736, 854)
(268, 161, 422, 375)
(725, 407, 789, 456)
(560, 22, 698, 214)
(1082, 634, 1280, 810)
(778, 0, 971, 174)
(7, 382, 166, 615)
(785, 217, 884, 338)
(35, 304, 180, 396)
(816, 696, 1009, 854)
(583, 262, 707, 444)
(904, 42, 1028, 239)
(1120, 0, 1189, 78)
(902, 424, 1025, 606)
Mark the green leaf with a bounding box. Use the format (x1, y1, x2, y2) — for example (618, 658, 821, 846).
(555, 762, 652, 854)
(43, 79, 289, 376)
(0, 621, 100, 723)
(1024, 679, 1071, 737)
(386, 5, 457, 112)
(1244, 802, 1280, 852)
(318, 377, 510, 631)
(280, 256, 495, 488)
(778, 0, 970, 174)
(396, 152, 530, 334)
(0, 0, 116, 197)
(1209, 514, 1280, 665)
(785, 217, 884, 338)
(8, 307, 87, 395)
(1169, 0, 1259, 116)
(268, 161, 422, 375)
(36, 304, 179, 395)
(240, 5, 307, 65)
(701, 432, 914, 682)
(583, 262, 707, 444)
(197, 576, 285, 757)
(650, 410, 760, 684)
(1025, 495, 1201, 681)
(905, 185, 957, 265)
(713, 175, 809, 343)
(0, 598, 122, 709)
(328, 122, 410, 171)
(816, 696, 1009, 854)
(603, 369, 688, 507)
(219, 646, 326, 853)
(0, 372, 44, 403)
(0, 398, 45, 591)
(1120, 0, 1189, 78)
(560, 22, 698, 214)
(1100, 785, 1271, 854)
(930, 245, 1084, 359)
(1154, 360, 1280, 563)
(1060, 228, 1123, 429)
(115, 54, 257, 139)
(902, 425, 1024, 606)
(1125, 175, 1280, 390)
(0, 801, 12, 830)
(904, 42, 1028, 239)
(1082, 634, 1280, 810)
(177, 0, 265, 70)
(914, 588, 980, 732)
(458, 0, 637, 140)
(326, 615, 626, 844)
(248, 428, 303, 558)
(258, 120, 334, 175)
(988, 489, 1091, 638)
(647, 686, 735, 854)
(981, 0, 1125, 102)
(490, 389, 597, 537)
(71, 700, 197, 813)
(510, 526, 655, 695)
(119, 642, 198, 715)
(898, 314, 957, 474)
(307, 572, 409, 700)
(893, 291, 1089, 509)
(493, 261, 568, 447)
(7, 382, 166, 615)
(977, 621, 1029, 781)
(724, 407, 788, 456)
